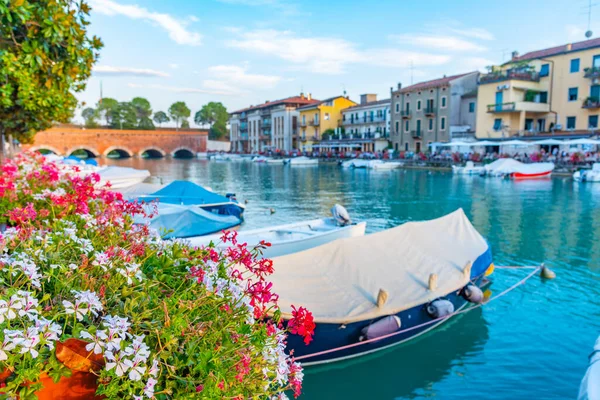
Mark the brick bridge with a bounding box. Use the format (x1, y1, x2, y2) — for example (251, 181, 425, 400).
(22, 125, 208, 158)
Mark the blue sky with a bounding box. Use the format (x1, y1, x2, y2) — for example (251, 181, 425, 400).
(80, 0, 596, 125)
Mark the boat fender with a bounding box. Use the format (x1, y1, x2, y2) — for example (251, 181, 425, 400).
(376, 289, 388, 308)
(428, 273, 438, 291)
(358, 315, 401, 341)
(426, 299, 454, 319)
(331, 204, 351, 226)
(461, 284, 484, 304)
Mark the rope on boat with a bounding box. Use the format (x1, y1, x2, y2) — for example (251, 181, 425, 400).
(294, 266, 541, 362)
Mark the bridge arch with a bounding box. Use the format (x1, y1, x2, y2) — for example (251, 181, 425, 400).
(67, 146, 99, 158)
(104, 146, 133, 159)
(29, 145, 61, 156)
(171, 147, 196, 159)
(139, 147, 166, 158)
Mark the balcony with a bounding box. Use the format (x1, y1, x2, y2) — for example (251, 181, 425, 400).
(479, 70, 540, 84)
(259, 134, 271, 141)
(424, 106, 436, 116)
(401, 110, 411, 119)
(582, 97, 600, 109)
(300, 137, 307, 142)
(486, 101, 549, 113)
(584, 67, 600, 80)
(300, 120, 308, 127)
(262, 121, 271, 128)
(309, 119, 319, 126)
(411, 129, 421, 138)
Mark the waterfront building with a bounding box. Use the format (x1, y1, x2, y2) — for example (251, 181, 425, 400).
(296, 95, 357, 152)
(390, 72, 479, 153)
(316, 94, 391, 153)
(476, 37, 600, 139)
(229, 94, 319, 153)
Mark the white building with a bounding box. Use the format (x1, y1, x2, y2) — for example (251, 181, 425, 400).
(334, 94, 391, 152)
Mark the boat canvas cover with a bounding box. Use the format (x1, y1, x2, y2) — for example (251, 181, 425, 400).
(136, 203, 240, 238)
(98, 166, 151, 183)
(484, 159, 554, 175)
(142, 180, 231, 206)
(269, 209, 489, 323)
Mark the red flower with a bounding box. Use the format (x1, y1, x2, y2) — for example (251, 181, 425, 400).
(288, 305, 315, 345)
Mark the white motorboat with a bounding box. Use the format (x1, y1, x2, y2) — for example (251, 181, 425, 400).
(574, 163, 600, 182)
(96, 166, 151, 189)
(370, 160, 403, 170)
(253, 156, 268, 163)
(266, 158, 286, 164)
(484, 159, 554, 179)
(186, 205, 366, 258)
(340, 159, 371, 169)
(452, 161, 485, 175)
(578, 334, 600, 400)
(288, 156, 318, 166)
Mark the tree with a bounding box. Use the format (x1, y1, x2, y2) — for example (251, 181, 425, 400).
(81, 107, 98, 128)
(131, 97, 154, 129)
(194, 102, 228, 139)
(97, 97, 119, 126)
(168, 102, 191, 130)
(0, 0, 103, 154)
(153, 111, 170, 127)
(111, 102, 137, 130)
(181, 120, 190, 129)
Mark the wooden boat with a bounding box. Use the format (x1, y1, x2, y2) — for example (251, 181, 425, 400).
(579, 334, 600, 400)
(268, 209, 495, 365)
(187, 216, 366, 258)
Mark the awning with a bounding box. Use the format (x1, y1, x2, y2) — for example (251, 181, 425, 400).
(563, 138, 600, 145)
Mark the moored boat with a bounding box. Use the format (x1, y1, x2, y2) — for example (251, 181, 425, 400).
(578, 334, 600, 400)
(268, 209, 495, 365)
(452, 161, 485, 175)
(186, 205, 366, 258)
(287, 156, 318, 166)
(95, 166, 152, 189)
(266, 158, 286, 164)
(574, 163, 600, 182)
(253, 156, 268, 163)
(370, 160, 403, 170)
(138, 180, 245, 219)
(484, 159, 554, 179)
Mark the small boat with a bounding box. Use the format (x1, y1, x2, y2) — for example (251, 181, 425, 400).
(268, 209, 495, 365)
(340, 159, 371, 169)
(287, 156, 318, 166)
(253, 156, 268, 163)
(138, 180, 245, 219)
(452, 161, 485, 175)
(186, 204, 367, 258)
(266, 158, 286, 164)
(578, 334, 600, 400)
(370, 160, 403, 170)
(136, 203, 241, 239)
(574, 163, 600, 182)
(484, 159, 554, 179)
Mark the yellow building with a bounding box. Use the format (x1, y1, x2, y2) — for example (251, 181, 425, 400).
(296, 96, 357, 151)
(476, 38, 600, 139)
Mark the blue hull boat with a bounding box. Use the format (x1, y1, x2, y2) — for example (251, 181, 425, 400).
(268, 209, 495, 365)
(138, 180, 245, 219)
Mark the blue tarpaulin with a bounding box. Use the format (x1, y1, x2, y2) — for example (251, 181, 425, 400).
(137, 203, 241, 239)
(141, 180, 231, 206)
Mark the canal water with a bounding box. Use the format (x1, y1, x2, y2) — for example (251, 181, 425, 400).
(109, 158, 600, 399)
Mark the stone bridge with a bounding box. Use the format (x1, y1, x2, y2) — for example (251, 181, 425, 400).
(22, 125, 208, 158)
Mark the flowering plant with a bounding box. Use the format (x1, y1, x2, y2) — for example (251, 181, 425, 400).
(0, 152, 313, 399)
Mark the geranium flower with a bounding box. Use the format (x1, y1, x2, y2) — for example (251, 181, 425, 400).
(17, 291, 39, 320)
(80, 330, 108, 354)
(0, 295, 23, 323)
(144, 377, 157, 398)
(0, 336, 17, 361)
(105, 351, 132, 377)
(128, 356, 147, 381)
(19, 327, 41, 359)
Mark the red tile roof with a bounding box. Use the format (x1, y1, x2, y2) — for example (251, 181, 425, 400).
(512, 37, 600, 62)
(231, 95, 320, 114)
(398, 72, 477, 93)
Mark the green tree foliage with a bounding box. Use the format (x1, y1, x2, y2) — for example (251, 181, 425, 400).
(0, 0, 103, 144)
(194, 102, 228, 139)
(110, 102, 137, 129)
(168, 101, 191, 130)
(152, 111, 169, 127)
(96, 97, 118, 126)
(322, 128, 336, 140)
(181, 119, 190, 129)
(131, 97, 154, 129)
(81, 107, 98, 128)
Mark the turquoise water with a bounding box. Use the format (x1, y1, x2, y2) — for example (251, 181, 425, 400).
(110, 159, 600, 399)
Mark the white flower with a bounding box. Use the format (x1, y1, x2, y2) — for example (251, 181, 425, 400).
(128, 356, 147, 381)
(124, 335, 150, 360)
(143, 377, 157, 398)
(62, 300, 89, 321)
(92, 252, 112, 271)
(63, 290, 103, 321)
(0, 295, 23, 323)
(19, 327, 41, 359)
(17, 291, 39, 320)
(149, 359, 159, 377)
(105, 351, 132, 377)
(80, 330, 108, 354)
(35, 317, 62, 349)
(118, 263, 143, 285)
(0, 335, 17, 361)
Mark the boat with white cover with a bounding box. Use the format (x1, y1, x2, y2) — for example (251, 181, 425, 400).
(484, 159, 554, 179)
(252, 156, 268, 163)
(578, 334, 600, 400)
(370, 160, 403, 170)
(340, 159, 371, 169)
(95, 166, 151, 189)
(186, 205, 366, 258)
(574, 163, 600, 182)
(287, 156, 318, 166)
(268, 209, 496, 365)
(266, 158, 286, 164)
(452, 161, 485, 175)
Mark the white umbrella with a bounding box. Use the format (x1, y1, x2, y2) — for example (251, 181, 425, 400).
(563, 138, 600, 145)
(535, 139, 564, 145)
(472, 140, 498, 146)
(438, 141, 473, 147)
(500, 140, 534, 146)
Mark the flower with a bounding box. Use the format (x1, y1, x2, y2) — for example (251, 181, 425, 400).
(128, 356, 147, 381)
(17, 291, 39, 320)
(0, 295, 23, 323)
(287, 306, 316, 345)
(80, 330, 108, 354)
(62, 290, 103, 321)
(105, 351, 132, 377)
(143, 377, 157, 398)
(0, 334, 18, 361)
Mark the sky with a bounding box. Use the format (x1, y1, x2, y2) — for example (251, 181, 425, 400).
(79, 0, 599, 126)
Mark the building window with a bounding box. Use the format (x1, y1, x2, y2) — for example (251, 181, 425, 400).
(540, 63, 550, 77)
(395, 121, 399, 133)
(324, 113, 330, 121)
(570, 58, 580, 73)
(594, 55, 600, 68)
(441, 96, 447, 108)
(469, 102, 475, 113)
(417, 100, 422, 110)
(428, 118, 433, 131)
(493, 118, 502, 131)
(589, 115, 598, 129)
(440, 117, 446, 130)
(405, 120, 409, 132)
(405, 143, 409, 151)
(395, 103, 400, 113)
(567, 116, 576, 129)
(539, 91, 548, 103)
(568, 87, 578, 101)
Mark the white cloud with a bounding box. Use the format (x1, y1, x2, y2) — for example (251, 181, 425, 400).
(216, 0, 302, 16)
(94, 65, 170, 77)
(206, 65, 281, 88)
(226, 29, 451, 74)
(390, 34, 487, 52)
(89, 0, 202, 45)
(127, 83, 235, 96)
(188, 15, 199, 22)
(460, 57, 497, 72)
(168, 63, 179, 69)
(448, 27, 494, 41)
